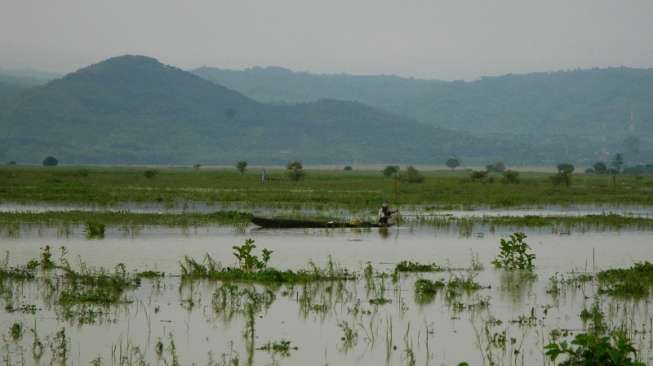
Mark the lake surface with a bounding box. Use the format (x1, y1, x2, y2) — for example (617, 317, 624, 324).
(1, 222, 652, 365)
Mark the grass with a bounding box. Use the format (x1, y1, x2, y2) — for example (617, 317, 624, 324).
(2, 166, 653, 209)
(0, 210, 252, 227)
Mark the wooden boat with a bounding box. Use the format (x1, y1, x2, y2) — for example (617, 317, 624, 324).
(251, 216, 390, 229)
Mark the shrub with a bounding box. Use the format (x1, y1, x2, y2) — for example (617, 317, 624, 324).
(193, 164, 201, 170)
(43, 156, 58, 166)
(7, 161, 16, 165)
(286, 161, 305, 181)
(343, 165, 353, 171)
(236, 161, 248, 175)
(400, 166, 424, 183)
(144, 170, 158, 179)
(501, 170, 520, 184)
(382, 165, 399, 178)
(492, 232, 535, 271)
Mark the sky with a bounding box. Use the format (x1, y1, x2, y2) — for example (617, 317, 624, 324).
(1, 0, 652, 80)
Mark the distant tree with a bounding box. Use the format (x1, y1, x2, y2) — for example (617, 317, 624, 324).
(193, 164, 201, 170)
(611, 153, 624, 174)
(382, 165, 399, 178)
(400, 166, 424, 183)
(343, 165, 353, 171)
(7, 161, 16, 165)
(445, 158, 461, 171)
(224, 108, 237, 120)
(42, 156, 58, 167)
(501, 170, 520, 184)
(144, 170, 158, 179)
(236, 161, 248, 175)
(486, 161, 506, 173)
(470, 170, 488, 182)
(550, 172, 572, 187)
(584, 168, 595, 174)
(593, 162, 608, 175)
(556, 163, 575, 174)
(286, 161, 305, 181)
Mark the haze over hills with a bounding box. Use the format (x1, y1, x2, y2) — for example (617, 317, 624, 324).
(0, 55, 532, 165)
(194, 66, 653, 163)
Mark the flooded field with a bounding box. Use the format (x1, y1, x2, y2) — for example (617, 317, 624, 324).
(2, 216, 653, 365)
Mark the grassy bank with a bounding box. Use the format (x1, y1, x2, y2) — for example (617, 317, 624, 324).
(1, 166, 653, 209)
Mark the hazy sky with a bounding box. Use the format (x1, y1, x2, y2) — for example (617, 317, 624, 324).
(1, 0, 652, 80)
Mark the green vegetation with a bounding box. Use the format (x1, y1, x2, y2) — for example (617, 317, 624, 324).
(256, 340, 297, 356)
(400, 165, 424, 183)
(597, 261, 653, 298)
(0, 210, 252, 227)
(3, 166, 653, 209)
(546, 305, 644, 365)
(42, 156, 58, 167)
(236, 161, 248, 175)
(394, 261, 442, 273)
(180, 239, 355, 283)
(285, 161, 305, 181)
(492, 233, 535, 271)
(84, 222, 105, 239)
(446, 158, 461, 170)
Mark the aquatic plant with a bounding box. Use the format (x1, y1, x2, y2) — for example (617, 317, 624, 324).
(492, 232, 535, 271)
(256, 339, 297, 357)
(394, 261, 442, 273)
(545, 332, 643, 365)
(232, 239, 272, 272)
(84, 221, 106, 239)
(597, 261, 653, 298)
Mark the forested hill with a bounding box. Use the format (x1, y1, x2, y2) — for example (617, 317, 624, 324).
(193, 66, 653, 145)
(0, 55, 532, 165)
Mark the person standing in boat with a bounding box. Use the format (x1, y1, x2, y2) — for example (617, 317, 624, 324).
(377, 202, 397, 226)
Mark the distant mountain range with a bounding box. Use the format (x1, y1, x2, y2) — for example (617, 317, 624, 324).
(0, 56, 528, 165)
(0, 56, 650, 165)
(194, 66, 653, 163)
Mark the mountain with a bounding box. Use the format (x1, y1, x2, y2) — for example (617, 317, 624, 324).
(0, 68, 60, 87)
(0, 55, 529, 165)
(193, 66, 653, 163)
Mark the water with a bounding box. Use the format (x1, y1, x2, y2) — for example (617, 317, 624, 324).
(1, 223, 652, 365)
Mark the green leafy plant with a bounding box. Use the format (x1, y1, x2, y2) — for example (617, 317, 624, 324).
(144, 169, 158, 179)
(492, 232, 535, 270)
(545, 333, 643, 365)
(84, 222, 106, 239)
(232, 239, 273, 272)
(236, 161, 248, 175)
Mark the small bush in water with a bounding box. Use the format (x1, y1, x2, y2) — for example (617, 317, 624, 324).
(492, 232, 535, 271)
(84, 222, 106, 239)
(233, 238, 273, 272)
